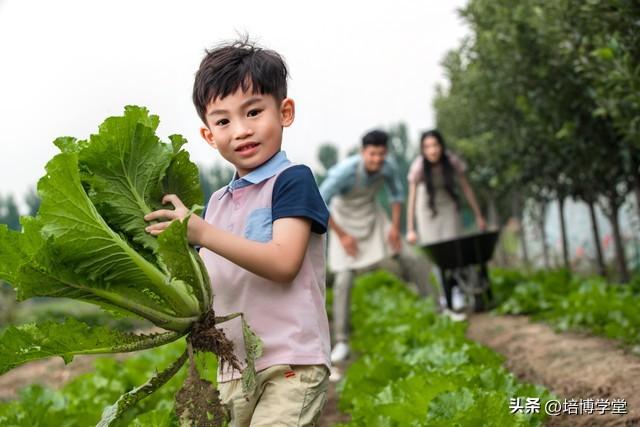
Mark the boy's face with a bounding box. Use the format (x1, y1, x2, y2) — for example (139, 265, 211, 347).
(361, 145, 388, 174)
(200, 88, 295, 177)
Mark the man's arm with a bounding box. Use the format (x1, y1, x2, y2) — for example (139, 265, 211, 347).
(319, 158, 360, 256)
(388, 202, 402, 252)
(382, 158, 406, 206)
(318, 159, 354, 206)
(383, 159, 404, 251)
(328, 215, 358, 257)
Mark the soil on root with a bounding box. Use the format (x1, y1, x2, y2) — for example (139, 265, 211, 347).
(467, 313, 640, 426)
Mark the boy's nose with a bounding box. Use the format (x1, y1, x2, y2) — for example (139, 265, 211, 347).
(233, 122, 254, 140)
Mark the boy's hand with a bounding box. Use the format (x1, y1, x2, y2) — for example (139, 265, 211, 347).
(144, 194, 204, 245)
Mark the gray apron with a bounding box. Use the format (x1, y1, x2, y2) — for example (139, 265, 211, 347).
(415, 169, 462, 245)
(328, 162, 393, 272)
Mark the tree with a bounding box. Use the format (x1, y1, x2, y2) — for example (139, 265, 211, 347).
(318, 143, 338, 172)
(24, 187, 40, 217)
(315, 142, 339, 187)
(199, 163, 235, 203)
(0, 195, 20, 230)
(435, 0, 639, 278)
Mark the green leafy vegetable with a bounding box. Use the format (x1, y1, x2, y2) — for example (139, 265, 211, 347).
(336, 271, 553, 426)
(0, 106, 260, 426)
(493, 268, 640, 345)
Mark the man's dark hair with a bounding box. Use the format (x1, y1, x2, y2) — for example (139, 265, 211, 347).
(192, 39, 289, 123)
(361, 129, 389, 148)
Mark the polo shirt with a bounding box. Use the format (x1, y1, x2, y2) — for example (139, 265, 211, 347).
(199, 151, 331, 381)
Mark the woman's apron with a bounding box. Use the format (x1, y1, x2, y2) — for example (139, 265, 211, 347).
(328, 163, 392, 272)
(415, 169, 462, 245)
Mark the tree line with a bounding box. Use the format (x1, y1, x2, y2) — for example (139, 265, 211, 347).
(433, 0, 639, 281)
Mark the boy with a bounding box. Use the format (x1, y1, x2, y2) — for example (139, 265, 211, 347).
(145, 40, 330, 426)
(320, 130, 435, 364)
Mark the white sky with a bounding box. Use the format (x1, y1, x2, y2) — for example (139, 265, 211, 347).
(0, 0, 469, 201)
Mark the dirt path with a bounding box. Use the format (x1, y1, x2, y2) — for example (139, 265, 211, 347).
(3, 354, 351, 425)
(467, 314, 640, 426)
(319, 370, 351, 427)
(0, 354, 132, 401)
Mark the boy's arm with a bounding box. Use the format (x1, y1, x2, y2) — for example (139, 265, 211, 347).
(196, 215, 312, 283)
(145, 195, 312, 284)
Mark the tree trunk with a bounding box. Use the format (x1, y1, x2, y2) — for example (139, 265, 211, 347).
(487, 197, 499, 230)
(635, 183, 640, 225)
(632, 157, 640, 224)
(513, 196, 529, 266)
(558, 196, 570, 271)
(538, 202, 550, 269)
(587, 200, 606, 277)
(608, 200, 630, 283)
(519, 218, 529, 266)
(488, 196, 507, 267)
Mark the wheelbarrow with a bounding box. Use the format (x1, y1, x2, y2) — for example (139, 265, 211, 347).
(421, 230, 500, 313)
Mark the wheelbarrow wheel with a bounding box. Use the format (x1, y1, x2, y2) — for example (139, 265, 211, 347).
(472, 266, 493, 312)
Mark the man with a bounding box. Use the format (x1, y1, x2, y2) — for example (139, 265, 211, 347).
(320, 129, 435, 363)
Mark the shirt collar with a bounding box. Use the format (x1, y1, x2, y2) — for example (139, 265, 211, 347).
(218, 151, 291, 199)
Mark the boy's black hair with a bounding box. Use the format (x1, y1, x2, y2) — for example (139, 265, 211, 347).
(361, 129, 389, 148)
(193, 38, 289, 124)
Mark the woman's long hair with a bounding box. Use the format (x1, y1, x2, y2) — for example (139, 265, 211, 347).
(421, 130, 460, 217)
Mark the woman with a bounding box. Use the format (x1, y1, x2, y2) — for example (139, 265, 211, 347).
(406, 130, 485, 319)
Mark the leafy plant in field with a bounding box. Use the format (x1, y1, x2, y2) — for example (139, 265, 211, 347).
(493, 269, 640, 345)
(0, 106, 261, 426)
(336, 271, 552, 426)
(0, 340, 198, 426)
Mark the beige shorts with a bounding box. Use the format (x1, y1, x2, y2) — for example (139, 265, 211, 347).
(219, 364, 329, 427)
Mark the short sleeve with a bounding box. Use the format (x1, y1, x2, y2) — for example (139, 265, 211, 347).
(447, 152, 467, 174)
(382, 159, 405, 203)
(318, 156, 357, 205)
(407, 157, 424, 184)
(272, 165, 329, 234)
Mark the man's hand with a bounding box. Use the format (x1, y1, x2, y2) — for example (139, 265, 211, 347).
(388, 226, 402, 253)
(406, 230, 418, 245)
(339, 233, 359, 257)
(144, 194, 204, 245)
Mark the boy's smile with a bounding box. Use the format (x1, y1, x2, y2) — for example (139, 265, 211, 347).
(200, 88, 295, 177)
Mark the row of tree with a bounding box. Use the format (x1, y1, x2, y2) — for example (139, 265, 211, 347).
(0, 191, 39, 231)
(434, 0, 639, 281)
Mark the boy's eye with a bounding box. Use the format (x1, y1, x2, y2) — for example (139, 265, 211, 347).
(247, 109, 262, 117)
(216, 119, 229, 126)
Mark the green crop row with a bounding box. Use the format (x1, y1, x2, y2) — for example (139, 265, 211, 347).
(335, 271, 552, 427)
(0, 339, 218, 426)
(492, 269, 640, 345)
